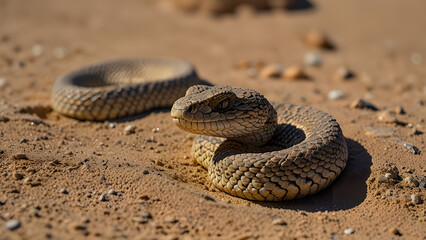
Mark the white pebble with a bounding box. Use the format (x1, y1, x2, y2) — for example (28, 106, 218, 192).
(410, 194, 420, 204)
(164, 216, 178, 224)
(5, 220, 21, 230)
(53, 47, 68, 59)
(31, 44, 44, 56)
(108, 123, 115, 129)
(107, 189, 117, 195)
(124, 125, 136, 135)
(59, 188, 68, 194)
(259, 64, 284, 78)
(304, 53, 322, 66)
(328, 90, 344, 100)
(344, 228, 354, 235)
(0, 78, 8, 89)
(99, 193, 107, 201)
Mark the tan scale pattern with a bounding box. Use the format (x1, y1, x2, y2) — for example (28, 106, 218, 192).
(51, 58, 200, 120)
(172, 86, 348, 201)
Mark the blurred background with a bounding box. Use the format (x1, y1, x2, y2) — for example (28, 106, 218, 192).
(1, 0, 425, 107)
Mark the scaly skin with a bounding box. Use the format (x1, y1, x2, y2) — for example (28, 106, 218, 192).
(50, 58, 200, 120)
(51, 60, 348, 201)
(172, 85, 348, 201)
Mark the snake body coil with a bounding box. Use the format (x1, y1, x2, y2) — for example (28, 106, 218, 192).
(51, 58, 199, 120)
(172, 85, 348, 201)
(51, 58, 348, 201)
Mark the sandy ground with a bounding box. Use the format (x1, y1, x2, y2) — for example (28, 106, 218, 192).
(0, 0, 425, 239)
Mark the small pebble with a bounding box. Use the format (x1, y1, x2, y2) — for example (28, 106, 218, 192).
(155, 159, 164, 167)
(365, 126, 395, 137)
(24, 177, 32, 183)
(350, 99, 378, 111)
(152, 127, 160, 133)
(5, 220, 21, 231)
(32, 208, 41, 218)
(303, 53, 322, 67)
(99, 194, 108, 201)
(53, 47, 68, 59)
(107, 189, 117, 195)
(138, 194, 150, 200)
(31, 44, 44, 56)
(384, 173, 393, 179)
(132, 217, 148, 224)
(202, 194, 216, 202)
(0, 78, 8, 89)
(377, 176, 389, 184)
(108, 123, 115, 129)
(410, 194, 421, 204)
(389, 228, 402, 236)
(410, 128, 422, 136)
(283, 66, 307, 79)
(419, 177, 426, 190)
(12, 153, 28, 160)
(328, 90, 344, 100)
(71, 223, 87, 231)
(59, 188, 68, 194)
(404, 176, 419, 187)
(147, 136, 157, 142)
(253, 60, 265, 69)
(402, 142, 420, 154)
(393, 105, 405, 115)
(141, 211, 152, 219)
(272, 219, 287, 226)
(16, 61, 25, 68)
(344, 228, 354, 235)
(304, 30, 333, 49)
(0, 116, 10, 122)
(259, 64, 284, 78)
(234, 60, 251, 69)
(377, 111, 398, 123)
(13, 172, 24, 180)
(385, 165, 399, 179)
(124, 125, 136, 135)
(334, 66, 354, 81)
(164, 217, 178, 224)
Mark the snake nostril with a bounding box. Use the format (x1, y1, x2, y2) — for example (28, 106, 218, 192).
(188, 104, 198, 114)
(187, 105, 194, 114)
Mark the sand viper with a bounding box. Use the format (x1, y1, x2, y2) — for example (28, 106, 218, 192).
(51, 58, 348, 201)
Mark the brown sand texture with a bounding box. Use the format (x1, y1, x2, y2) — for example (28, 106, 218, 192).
(0, 0, 425, 239)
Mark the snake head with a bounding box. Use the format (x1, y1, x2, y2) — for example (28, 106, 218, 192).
(171, 85, 277, 145)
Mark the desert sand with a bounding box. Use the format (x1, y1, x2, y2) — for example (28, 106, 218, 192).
(0, 0, 425, 239)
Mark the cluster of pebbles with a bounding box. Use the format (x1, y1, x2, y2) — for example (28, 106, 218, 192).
(350, 97, 423, 154)
(371, 164, 424, 209)
(233, 30, 354, 84)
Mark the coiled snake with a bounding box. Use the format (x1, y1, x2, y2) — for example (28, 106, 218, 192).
(51, 58, 348, 201)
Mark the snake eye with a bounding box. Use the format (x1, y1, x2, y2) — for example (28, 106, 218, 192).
(215, 98, 231, 111)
